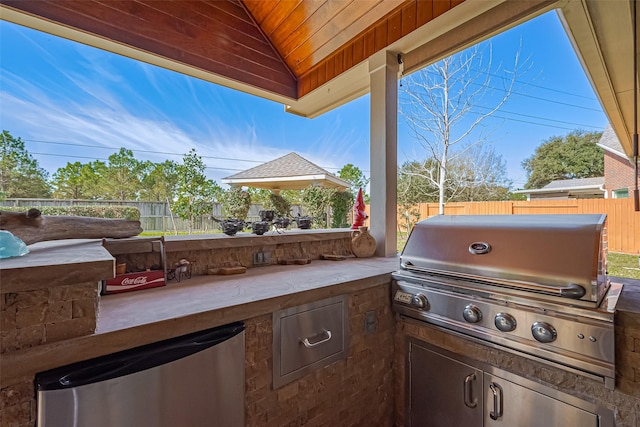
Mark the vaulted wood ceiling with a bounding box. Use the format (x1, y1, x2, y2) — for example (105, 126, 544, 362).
(0, 0, 463, 104)
(1, 0, 638, 157)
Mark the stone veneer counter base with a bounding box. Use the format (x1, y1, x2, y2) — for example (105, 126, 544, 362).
(1, 251, 397, 387)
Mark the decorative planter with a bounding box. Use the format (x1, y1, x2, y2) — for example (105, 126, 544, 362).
(351, 226, 376, 258)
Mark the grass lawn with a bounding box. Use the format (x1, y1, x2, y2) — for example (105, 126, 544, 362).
(608, 252, 640, 280)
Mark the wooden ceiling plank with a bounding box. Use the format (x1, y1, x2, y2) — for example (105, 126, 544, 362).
(242, 0, 281, 25)
(401, 2, 417, 37)
(103, 0, 290, 77)
(316, 59, 326, 86)
(342, 42, 353, 70)
(7, 0, 296, 95)
(138, 0, 275, 57)
(292, 0, 404, 75)
(325, 54, 336, 81)
(286, 0, 385, 73)
(258, 0, 304, 37)
(374, 21, 388, 51)
(364, 27, 376, 59)
(352, 35, 365, 65)
(433, 0, 452, 18)
(269, 0, 325, 45)
(205, 0, 260, 24)
(272, 0, 349, 58)
(416, 0, 434, 26)
(388, 9, 403, 45)
(333, 50, 343, 77)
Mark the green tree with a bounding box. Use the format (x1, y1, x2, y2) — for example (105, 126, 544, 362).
(103, 148, 145, 200)
(220, 187, 251, 219)
(301, 185, 332, 228)
(397, 160, 436, 235)
(447, 145, 511, 202)
(52, 162, 86, 199)
(172, 149, 221, 233)
(338, 164, 369, 203)
(268, 193, 291, 217)
(80, 161, 108, 199)
(0, 130, 51, 198)
(522, 130, 604, 189)
(330, 190, 353, 228)
(140, 160, 179, 201)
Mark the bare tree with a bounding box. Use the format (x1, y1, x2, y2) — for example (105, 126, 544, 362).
(400, 42, 524, 213)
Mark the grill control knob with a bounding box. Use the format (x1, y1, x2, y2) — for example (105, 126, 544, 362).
(412, 293, 429, 310)
(463, 304, 483, 323)
(494, 313, 517, 332)
(532, 322, 557, 343)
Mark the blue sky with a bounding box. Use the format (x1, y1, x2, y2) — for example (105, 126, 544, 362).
(0, 10, 607, 190)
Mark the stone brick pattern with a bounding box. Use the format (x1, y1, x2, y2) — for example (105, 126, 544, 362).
(1, 282, 99, 354)
(0, 381, 34, 427)
(245, 284, 395, 426)
(395, 320, 640, 427)
(166, 237, 353, 276)
(616, 310, 640, 399)
(0, 282, 99, 427)
(604, 151, 639, 197)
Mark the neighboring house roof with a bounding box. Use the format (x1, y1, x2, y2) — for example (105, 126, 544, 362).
(596, 125, 630, 162)
(222, 152, 351, 191)
(514, 177, 605, 196)
(540, 177, 605, 190)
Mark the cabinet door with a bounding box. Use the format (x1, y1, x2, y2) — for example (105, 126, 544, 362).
(409, 342, 483, 427)
(484, 373, 599, 427)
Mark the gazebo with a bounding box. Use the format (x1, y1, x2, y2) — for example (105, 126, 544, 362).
(221, 152, 351, 193)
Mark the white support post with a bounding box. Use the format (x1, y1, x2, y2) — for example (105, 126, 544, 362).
(369, 51, 398, 257)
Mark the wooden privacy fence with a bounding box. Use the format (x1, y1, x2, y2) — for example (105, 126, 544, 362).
(0, 199, 304, 234)
(393, 199, 640, 254)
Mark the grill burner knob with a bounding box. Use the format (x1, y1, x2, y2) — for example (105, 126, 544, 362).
(532, 322, 557, 343)
(463, 304, 483, 323)
(412, 293, 429, 310)
(494, 313, 517, 332)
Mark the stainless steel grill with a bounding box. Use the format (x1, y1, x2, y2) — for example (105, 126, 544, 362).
(392, 214, 623, 388)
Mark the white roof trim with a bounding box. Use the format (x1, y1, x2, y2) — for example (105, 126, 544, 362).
(514, 185, 605, 194)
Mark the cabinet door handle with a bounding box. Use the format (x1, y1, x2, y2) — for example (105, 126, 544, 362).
(489, 382, 503, 420)
(302, 330, 332, 348)
(464, 373, 477, 408)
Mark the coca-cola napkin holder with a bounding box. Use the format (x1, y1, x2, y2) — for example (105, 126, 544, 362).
(101, 237, 167, 295)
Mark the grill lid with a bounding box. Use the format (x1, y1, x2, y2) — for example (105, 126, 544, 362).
(399, 214, 607, 303)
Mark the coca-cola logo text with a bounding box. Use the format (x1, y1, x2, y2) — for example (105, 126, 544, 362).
(121, 276, 149, 286)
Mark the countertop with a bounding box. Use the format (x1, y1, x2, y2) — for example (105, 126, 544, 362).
(1, 255, 398, 387)
(0, 239, 114, 293)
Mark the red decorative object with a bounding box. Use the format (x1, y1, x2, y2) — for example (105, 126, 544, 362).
(103, 270, 165, 294)
(351, 187, 368, 229)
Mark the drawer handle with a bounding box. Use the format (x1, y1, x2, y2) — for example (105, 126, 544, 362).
(302, 330, 332, 348)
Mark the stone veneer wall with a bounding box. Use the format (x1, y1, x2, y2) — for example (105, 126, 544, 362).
(165, 237, 353, 276)
(244, 284, 395, 426)
(0, 282, 99, 427)
(616, 310, 640, 400)
(0, 283, 99, 354)
(394, 320, 640, 427)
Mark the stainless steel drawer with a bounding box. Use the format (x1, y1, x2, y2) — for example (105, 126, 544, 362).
(273, 295, 348, 388)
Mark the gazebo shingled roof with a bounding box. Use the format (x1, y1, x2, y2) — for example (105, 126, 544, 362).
(221, 152, 351, 192)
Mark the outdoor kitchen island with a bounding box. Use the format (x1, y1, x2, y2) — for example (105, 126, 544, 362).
(1, 231, 638, 426)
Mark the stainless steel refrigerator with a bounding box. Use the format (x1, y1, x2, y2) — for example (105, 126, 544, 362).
(35, 322, 245, 427)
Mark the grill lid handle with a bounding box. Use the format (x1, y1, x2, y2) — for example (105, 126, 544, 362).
(399, 263, 586, 299)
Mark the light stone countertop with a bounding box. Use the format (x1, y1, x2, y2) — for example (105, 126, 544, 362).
(97, 256, 399, 334)
(0, 239, 114, 293)
(1, 253, 398, 387)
